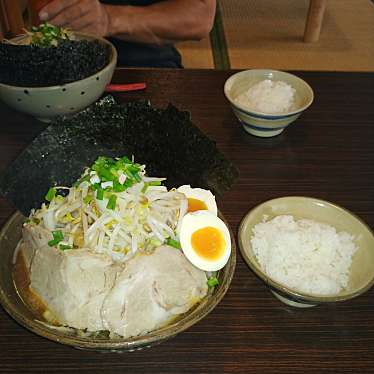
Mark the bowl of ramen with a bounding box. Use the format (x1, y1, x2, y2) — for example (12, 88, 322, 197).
(0, 156, 236, 351)
(0, 23, 116, 122)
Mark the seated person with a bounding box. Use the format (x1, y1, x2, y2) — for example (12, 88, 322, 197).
(38, 0, 216, 68)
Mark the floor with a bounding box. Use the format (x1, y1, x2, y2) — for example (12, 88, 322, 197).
(178, 0, 374, 71)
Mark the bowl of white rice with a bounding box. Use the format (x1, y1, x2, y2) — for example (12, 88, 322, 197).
(224, 70, 314, 137)
(238, 196, 374, 307)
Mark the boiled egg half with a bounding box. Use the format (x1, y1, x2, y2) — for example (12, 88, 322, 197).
(177, 185, 217, 215)
(179, 210, 231, 271)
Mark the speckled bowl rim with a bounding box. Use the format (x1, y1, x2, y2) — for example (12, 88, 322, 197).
(238, 196, 374, 304)
(224, 69, 314, 118)
(0, 32, 117, 91)
(0, 210, 236, 351)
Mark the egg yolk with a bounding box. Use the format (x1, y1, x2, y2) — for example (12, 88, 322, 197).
(191, 226, 225, 261)
(187, 198, 208, 213)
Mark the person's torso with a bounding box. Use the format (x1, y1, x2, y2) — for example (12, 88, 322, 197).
(101, 0, 182, 67)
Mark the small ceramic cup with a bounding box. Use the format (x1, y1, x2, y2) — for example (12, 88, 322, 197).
(224, 69, 314, 137)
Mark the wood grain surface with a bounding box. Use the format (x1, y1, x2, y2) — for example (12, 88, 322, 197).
(0, 68, 374, 374)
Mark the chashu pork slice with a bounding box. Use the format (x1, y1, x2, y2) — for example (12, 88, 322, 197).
(22, 224, 123, 331)
(101, 245, 208, 338)
(22, 225, 208, 338)
(22, 224, 53, 269)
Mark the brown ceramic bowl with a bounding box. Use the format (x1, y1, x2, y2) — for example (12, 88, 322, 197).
(0, 211, 236, 351)
(238, 196, 374, 307)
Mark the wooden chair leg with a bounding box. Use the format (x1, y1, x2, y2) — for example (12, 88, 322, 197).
(303, 0, 328, 43)
(1, 0, 24, 37)
(0, 1, 9, 40)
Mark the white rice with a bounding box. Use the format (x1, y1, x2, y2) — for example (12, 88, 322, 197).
(250, 215, 357, 296)
(235, 79, 296, 114)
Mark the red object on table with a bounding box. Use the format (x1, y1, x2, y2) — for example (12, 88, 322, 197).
(105, 83, 147, 93)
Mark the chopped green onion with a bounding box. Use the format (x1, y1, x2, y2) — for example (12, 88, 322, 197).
(165, 238, 181, 250)
(142, 180, 162, 193)
(59, 244, 73, 251)
(53, 230, 64, 241)
(133, 173, 142, 182)
(120, 156, 132, 164)
(100, 168, 115, 182)
(29, 22, 71, 47)
(128, 164, 140, 173)
(123, 178, 134, 188)
(48, 239, 59, 247)
(106, 194, 117, 210)
(91, 182, 100, 190)
(207, 276, 219, 288)
(45, 187, 56, 202)
(113, 181, 126, 192)
(48, 230, 64, 247)
(148, 181, 161, 186)
(96, 187, 104, 200)
(89, 156, 143, 192)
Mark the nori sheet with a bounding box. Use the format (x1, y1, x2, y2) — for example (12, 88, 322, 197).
(0, 40, 110, 87)
(0, 96, 238, 215)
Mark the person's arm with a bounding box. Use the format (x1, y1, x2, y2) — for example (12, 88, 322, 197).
(39, 0, 216, 44)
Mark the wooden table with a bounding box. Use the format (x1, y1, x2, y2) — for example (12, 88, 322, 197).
(0, 68, 374, 373)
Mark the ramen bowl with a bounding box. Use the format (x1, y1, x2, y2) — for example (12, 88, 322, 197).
(0, 211, 236, 351)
